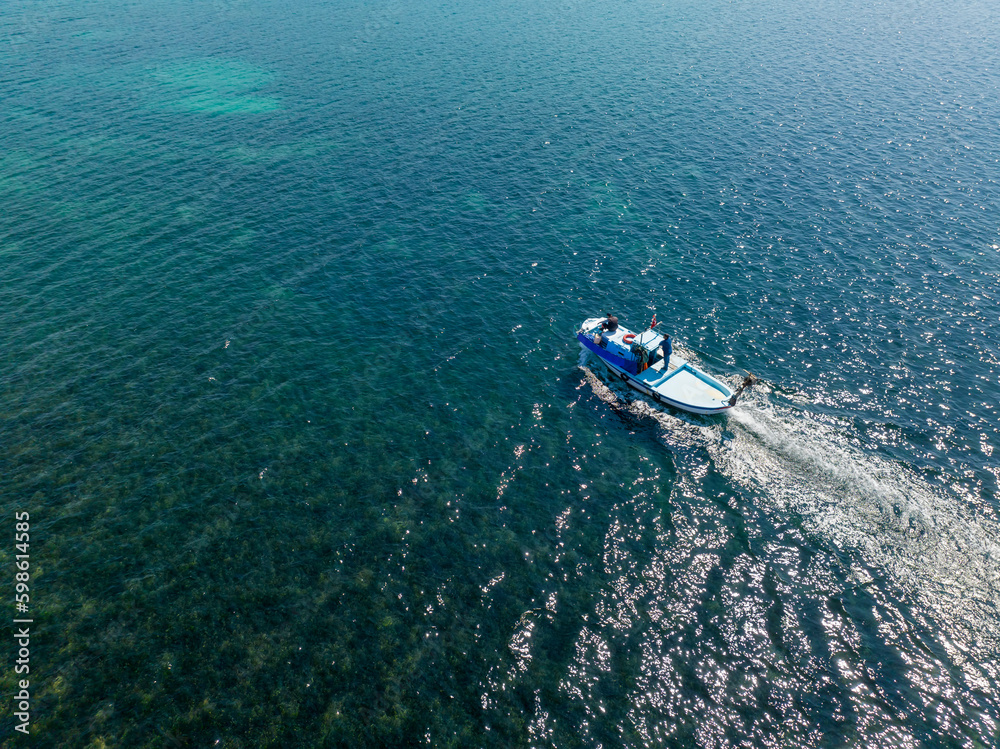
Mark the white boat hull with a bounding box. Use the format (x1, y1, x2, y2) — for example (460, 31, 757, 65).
(597, 357, 734, 415)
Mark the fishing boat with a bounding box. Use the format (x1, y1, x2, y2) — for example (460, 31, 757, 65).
(577, 315, 755, 415)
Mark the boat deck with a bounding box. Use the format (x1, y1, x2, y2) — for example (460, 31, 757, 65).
(637, 362, 728, 403)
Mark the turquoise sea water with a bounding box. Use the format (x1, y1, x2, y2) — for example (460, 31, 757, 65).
(2, 0, 999, 745)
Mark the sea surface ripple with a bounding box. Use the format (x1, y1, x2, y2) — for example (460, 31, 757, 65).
(1, 0, 998, 746)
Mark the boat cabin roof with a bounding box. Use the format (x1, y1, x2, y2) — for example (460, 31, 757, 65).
(634, 330, 664, 351)
(600, 327, 664, 360)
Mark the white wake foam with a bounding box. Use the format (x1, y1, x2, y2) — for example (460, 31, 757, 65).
(717, 398, 1000, 686)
